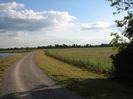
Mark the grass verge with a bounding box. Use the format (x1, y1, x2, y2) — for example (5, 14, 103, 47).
(0, 49, 31, 53)
(34, 50, 133, 99)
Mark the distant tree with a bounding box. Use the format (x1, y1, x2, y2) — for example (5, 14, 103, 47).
(25, 47, 30, 51)
(47, 45, 53, 48)
(84, 44, 91, 47)
(62, 44, 68, 48)
(72, 44, 77, 48)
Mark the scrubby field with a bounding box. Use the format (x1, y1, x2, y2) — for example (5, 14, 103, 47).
(34, 51, 133, 99)
(45, 47, 116, 73)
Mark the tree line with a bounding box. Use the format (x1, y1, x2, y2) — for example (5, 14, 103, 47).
(37, 43, 111, 49)
(0, 43, 112, 50)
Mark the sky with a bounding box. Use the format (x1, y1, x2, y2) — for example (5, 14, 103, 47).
(0, 0, 124, 48)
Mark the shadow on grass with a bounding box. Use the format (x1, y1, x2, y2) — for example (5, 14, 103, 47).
(60, 78, 133, 99)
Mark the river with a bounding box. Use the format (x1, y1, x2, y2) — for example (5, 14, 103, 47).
(0, 53, 15, 57)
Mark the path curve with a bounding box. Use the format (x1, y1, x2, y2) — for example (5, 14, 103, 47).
(0, 52, 84, 99)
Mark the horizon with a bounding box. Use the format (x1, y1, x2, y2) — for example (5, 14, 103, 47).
(0, 43, 111, 49)
(0, 0, 125, 48)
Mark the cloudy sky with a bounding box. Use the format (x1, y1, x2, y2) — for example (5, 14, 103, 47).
(0, 0, 124, 48)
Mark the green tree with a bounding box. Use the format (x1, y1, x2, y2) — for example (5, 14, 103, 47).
(108, 0, 133, 42)
(110, 33, 127, 50)
(108, 0, 133, 82)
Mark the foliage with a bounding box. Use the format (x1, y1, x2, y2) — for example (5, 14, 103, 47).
(37, 43, 111, 49)
(110, 33, 128, 50)
(108, 0, 133, 82)
(116, 13, 133, 41)
(111, 42, 133, 82)
(108, 0, 133, 41)
(108, 0, 133, 13)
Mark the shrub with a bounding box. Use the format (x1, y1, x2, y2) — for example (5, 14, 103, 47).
(111, 42, 133, 82)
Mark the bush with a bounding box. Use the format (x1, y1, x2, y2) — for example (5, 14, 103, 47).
(111, 42, 133, 82)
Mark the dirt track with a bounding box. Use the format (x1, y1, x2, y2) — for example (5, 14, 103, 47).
(0, 52, 83, 99)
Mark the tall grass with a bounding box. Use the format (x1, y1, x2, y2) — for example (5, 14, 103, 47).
(45, 47, 116, 74)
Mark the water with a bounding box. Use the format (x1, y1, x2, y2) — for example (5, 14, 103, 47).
(0, 53, 15, 57)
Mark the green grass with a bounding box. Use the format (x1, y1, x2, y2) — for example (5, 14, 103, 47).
(0, 49, 33, 53)
(0, 53, 24, 93)
(45, 47, 116, 73)
(34, 50, 133, 99)
(0, 50, 25, 53)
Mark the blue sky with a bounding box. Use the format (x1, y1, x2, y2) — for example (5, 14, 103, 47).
(15, 0, 116, 22)
(0, 0, 124, 48)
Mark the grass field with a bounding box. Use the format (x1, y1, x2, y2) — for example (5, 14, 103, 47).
(45, 47, 116, 73)
(0, 53, 24, 93)
(34, 50, 133, 99)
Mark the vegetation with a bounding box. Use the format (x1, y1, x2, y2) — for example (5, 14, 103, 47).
(0, 47, 34, 53)
(111, 43, 133, 82)
(45, 47, 116, 74)
(37, 43, 111, 49)
(34, 50, 133, 99)
(0, 43, 111, 53)
(0, 50, 26, 53)
(108, 0, 133, 82)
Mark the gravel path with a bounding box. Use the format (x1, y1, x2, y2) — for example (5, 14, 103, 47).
(0, 52, 84, 99)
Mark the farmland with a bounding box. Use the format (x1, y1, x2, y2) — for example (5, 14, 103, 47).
(34, 50, 133, 99)
(45, 47, 116, 73)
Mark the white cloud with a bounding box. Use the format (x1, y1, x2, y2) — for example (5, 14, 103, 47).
(80, 21, 116, 31)
(0, 2, 24, 10)
(0, 2, 76, 34)
(8, 31, 27, 40)
(0, 2, 119, 48)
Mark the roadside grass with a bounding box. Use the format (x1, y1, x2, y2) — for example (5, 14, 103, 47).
(0, 49, 32, 53)
(0, 50, 25, 53)
(0, 53, 24, 92)
(45, 47, 116, 73)
(34, 50, 133, 99)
